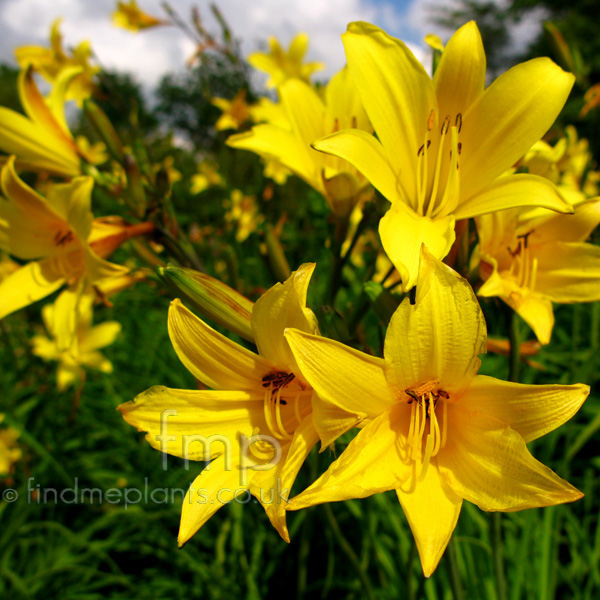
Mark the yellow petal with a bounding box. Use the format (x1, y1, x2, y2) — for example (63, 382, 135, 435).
(284, 328, 394, 448)
(288, 406, 411, 510)
(462, 375, 589, 443)
(531, 198, 600, 243)
(118, 385, 266, 461)
(288, 33, 308, 63)
(80, 350, 113, 373)
(251, 263, 319, 372)
(168, 299, 272, 391)
(0, 258, 64, 319)
(57, 362, 80, 391)
(455, 174, 573, 220)
(342, 22, 436, 203)
(279, 79, 324, 150)
(433, 21, 485, 121)
(325, 66, 371, 133)
(438, 406, 582, 511)
(461, 58, 575, 199)
(397, 464, 463, 578)
(384, 248, 487, 394)
(46, 177, 94, 241)
(250, 415, 320, 542)
(313, 129, 402, 204)
(52, 283, 83, 351)
(510, 293, 555, 345)
(80, 321, 122, 352)
(534, 242, 600, 302)
(0, 158, 66, 259)
(379, 201, 455, 292)
(179, 454, 248, 546)
(227, 125, 316, 191)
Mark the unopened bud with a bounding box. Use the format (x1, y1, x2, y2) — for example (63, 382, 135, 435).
(159, 265, 254, 342)
(83, 100, 124, 163)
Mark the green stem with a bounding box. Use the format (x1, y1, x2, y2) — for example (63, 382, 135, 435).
(491, 513, 508, 600)
(446, 537, 464, 600)
(507, 308, 520, 383)
(323, 504, 375, 600)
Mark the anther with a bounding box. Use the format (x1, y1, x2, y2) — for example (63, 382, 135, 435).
(351, 115, 357, 129)
(455, 113, 462, 133)
(457, 142, 462, 155)
(427, 109, 435, 131)
(441, 115, 450, 135)
(332, 118, 340, 133)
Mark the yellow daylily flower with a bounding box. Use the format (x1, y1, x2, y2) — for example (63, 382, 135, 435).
(112, 0, 166, 31)
(312, 21, 575, 290)
(212, 90, 252, 131)
(248, 33, 324, 89)
(0, 158, 130, 323)
(0, 414, 22, 476)
(32, 293, 121, 391)
(118, 264, 321, 545)
(190, 161, 223, 194)
(284, 249, 587, 577)
(0, 65, 96, 177)
(228, 67, 373, 217)
(15, 19, 99, 105)
(476, 199, 600, 344)
(226, 189, 263, 242)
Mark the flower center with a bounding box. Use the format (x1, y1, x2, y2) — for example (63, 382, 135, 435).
(507, 230, 538, 292)
(405, 380, 449, 481)
(415, 110, 462, 219)
(261, 370, 307, 441)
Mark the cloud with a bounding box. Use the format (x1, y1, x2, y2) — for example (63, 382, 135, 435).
(0, 0, 430, 94)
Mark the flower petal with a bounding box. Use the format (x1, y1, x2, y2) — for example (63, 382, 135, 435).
(461, 58, 575, 199)
(250, 415, 320, 542)
(397, 464, 463, 578)
(168, 299, 271, 391)
(455, 174, 573, 220)
(461, 375, 589, 443)
(284, 328, 395, 448)
(510, 292, 555, 345)
(178, 454, 248, 546)
(342, 21, 436, 203)
(251, 263, 319, 373)
(379, 201, 456, 292)
(288, 406, 411, 510)
(433, 21, 485, 121)
(118, 385, 266, 461)
(534, 241, 600, 302)
(384, 247, 486, 394)
(313, 129, 402, 204)
(0, 258, 64, 319)
(279, 79, 325, 151)
(438, 406, 582, 511)
(531, 199, 600, 243)
(81, 321, 122, 353)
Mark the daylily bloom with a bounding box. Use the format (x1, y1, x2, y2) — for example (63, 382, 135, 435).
(0, 65, 98, 176)
(226, 189, 263, 242)
(32, 293, 121, 391)
(190, 161, 224, 195)
(15, 19, 99, 105)
(212, 90, 251, 131)
(311, 21, 575, 290)
(0, 158, 146, 329)
(248, 33, 323, 89)
(228, 67, 373, 217)
(284, 249, 587, 577)
(475, 199, 600, 344)
(0, 415, 21, 476)
(118, 264, 320, 545)
(112, 0, 166, 31)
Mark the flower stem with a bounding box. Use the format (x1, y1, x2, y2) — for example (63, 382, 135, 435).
(322, 503, 375, 600)
(491, 513, 508, 600)
(507, 308, 520, 383)
(446, 536, 464, 600)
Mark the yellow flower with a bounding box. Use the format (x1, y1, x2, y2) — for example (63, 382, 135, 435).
(284, 249, 587, 577)
(112, 0, 166, 31)
(32, 293, 121, 391)
(476, 200, 600, 344)
(0, 66, 98, 177)
(311, 21, 575, 290)
(153, 156, 182, 185)
(190, 161, 223, 194)
(0, 415, 21, 476)
(212, 90, 251, 131)
(0, 158, 128, 325)
(15, 19, 99, 106)
(226, 189, 263, 242)
(118, 264, 321, 545)
(228, 67, 373, 217)
(248, 33, 324, 89)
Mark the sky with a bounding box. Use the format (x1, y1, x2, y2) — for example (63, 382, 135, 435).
(0, 0, 545, 95)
